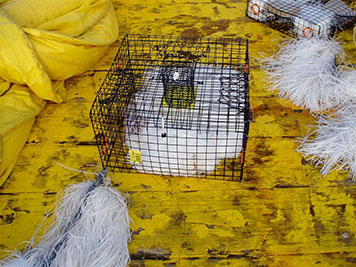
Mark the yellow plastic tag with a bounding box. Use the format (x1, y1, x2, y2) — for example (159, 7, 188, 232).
(129, 150, 142, 164)
(162, 86, 197, 109)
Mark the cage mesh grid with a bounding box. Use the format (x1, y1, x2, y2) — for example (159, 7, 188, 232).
(246, 0, 356, 39)
(90, 34, 250, 181)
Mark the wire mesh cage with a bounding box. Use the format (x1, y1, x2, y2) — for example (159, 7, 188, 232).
(246, 0, 356, 38)
(90, 34, 250, 181)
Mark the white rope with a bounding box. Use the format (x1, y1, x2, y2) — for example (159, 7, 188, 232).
(55, 162, 98, 176)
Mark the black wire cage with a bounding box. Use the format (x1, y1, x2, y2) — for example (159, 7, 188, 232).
(246, 0, 356, 38)
(90, 34, 250, 181)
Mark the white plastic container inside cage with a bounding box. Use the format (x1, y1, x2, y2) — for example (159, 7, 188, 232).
(246, 0, 356, 39)
(125, 65, 246, 178)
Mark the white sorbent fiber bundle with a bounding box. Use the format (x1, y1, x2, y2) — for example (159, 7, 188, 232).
(0, 257, 33, 267)
(1, 177, 131, 267)
(262, 37, 345, 112)
(126, 65, 245, 177)
(338, 68, 356, 104)
(298, 107, 356, 179)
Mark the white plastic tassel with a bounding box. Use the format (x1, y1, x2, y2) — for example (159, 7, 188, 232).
(1, 171, 131, 267)
(262, 37, 345, 112)
(338, 68, 356, 105)
(1, 257, 33, 267)
(298, 107, 356, 179)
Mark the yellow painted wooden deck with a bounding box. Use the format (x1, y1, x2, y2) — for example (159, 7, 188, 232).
(1, 0, 356, 266)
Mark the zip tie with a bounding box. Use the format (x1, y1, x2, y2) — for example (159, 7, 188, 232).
(161, 117, 167, 138)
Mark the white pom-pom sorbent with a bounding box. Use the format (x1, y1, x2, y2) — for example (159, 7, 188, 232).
(1, 256, 33, 267)
(1, 176, 131, 267)
(298, 107, 356, 179)
(262, 38, 345, 112)
(337, 68, 356, 105)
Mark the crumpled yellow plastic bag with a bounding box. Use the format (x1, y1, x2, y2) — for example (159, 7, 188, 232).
(0, 0, 118, 186)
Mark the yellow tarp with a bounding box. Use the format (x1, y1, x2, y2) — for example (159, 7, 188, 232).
(0, 0, 118, 186)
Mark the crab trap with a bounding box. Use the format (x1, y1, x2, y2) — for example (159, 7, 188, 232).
(246, 0, 356, 38)
(90, 34, 250, 181)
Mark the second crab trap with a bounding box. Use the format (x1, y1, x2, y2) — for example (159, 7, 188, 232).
(246, 0, 356, 38)
(90, 34, 250, 181)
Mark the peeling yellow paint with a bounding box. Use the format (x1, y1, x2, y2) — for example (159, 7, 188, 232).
(217, 209, 246, 228)
(132, 213, 171, 237)
(251, 115, 285, 136)
(192, 224, 210, 238)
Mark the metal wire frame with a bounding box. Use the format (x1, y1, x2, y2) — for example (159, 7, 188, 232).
(90, 34, 250, 181)
(246, 0, 356, 38)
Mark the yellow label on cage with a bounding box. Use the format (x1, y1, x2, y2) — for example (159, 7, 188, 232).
(163, 86, 197, 109)
(129, 150, 142, 164)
